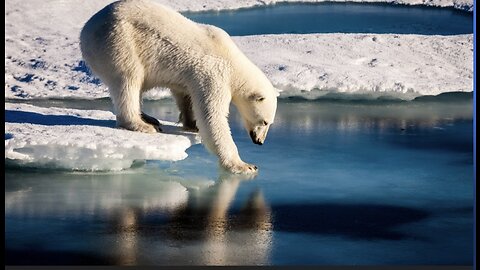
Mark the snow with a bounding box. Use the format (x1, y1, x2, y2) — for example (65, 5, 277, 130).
(5, 0, 473, 101)
(5, 31, 473, 100)
(236, 34, 473, 99)
(5, 103, 200, 171)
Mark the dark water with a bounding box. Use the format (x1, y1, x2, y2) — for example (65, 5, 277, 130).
(183, 3, 473, 35)
(5, 98, 474, 265)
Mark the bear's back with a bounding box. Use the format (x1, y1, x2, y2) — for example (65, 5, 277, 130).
(83, 0, 237, 60)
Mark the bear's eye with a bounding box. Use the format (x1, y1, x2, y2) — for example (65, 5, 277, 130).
(249, 93, 265, 102)
(263, 120, 268, 126)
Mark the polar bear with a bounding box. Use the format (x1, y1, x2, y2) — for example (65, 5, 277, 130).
(80, 0, 277, 174)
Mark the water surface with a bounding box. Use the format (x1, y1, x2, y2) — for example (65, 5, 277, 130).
(184, 3, 473, 35)
(5, 98, 474, 265)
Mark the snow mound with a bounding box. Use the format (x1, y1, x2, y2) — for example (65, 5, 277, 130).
(5, 103, 200, 171)
(234, 34, 473, 99)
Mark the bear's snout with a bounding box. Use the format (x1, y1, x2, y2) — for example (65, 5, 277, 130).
(249, 131, 264, 145)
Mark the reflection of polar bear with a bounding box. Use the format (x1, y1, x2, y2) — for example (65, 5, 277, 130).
(80, 0, 278, 174)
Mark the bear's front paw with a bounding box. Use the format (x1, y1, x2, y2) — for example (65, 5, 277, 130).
(223, 161, 258, 174)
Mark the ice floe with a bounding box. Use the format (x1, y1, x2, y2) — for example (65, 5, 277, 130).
(5, 103, 200, 171)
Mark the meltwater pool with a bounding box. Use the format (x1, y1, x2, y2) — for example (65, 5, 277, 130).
(5, 97, 474, 265)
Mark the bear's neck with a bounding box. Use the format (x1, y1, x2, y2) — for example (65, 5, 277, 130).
(230, 57, 265, 94)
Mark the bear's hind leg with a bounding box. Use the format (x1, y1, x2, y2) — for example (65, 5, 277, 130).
(111, 80, 158, 133)
(172, 91, 198, 132)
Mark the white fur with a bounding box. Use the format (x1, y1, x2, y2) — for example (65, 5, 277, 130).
(80, 0, 277, 174)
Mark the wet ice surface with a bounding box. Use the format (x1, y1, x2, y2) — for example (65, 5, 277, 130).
(5, 99, 474, 265)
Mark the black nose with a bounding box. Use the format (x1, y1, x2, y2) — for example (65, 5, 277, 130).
(249, 131, 263, 145)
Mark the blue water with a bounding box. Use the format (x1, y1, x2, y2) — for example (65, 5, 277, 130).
(183, 3, 473, 36)
(5, 98, 474, 265)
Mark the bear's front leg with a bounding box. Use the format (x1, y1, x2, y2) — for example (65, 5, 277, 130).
(189, 82, 258, 174)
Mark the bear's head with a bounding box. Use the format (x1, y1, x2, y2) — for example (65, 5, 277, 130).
(234, 82, 278, 146)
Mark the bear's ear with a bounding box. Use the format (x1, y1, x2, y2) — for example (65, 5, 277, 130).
(273, 88, 281, 97)
(249, 93, 265, 102)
